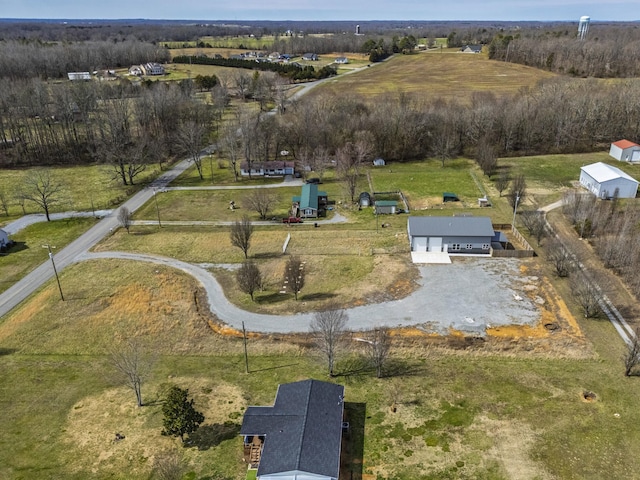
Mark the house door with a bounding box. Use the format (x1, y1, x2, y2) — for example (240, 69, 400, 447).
(428, 237, 443, 252)
(413, 237, 427, 252)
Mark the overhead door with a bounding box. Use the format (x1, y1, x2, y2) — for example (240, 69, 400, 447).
(632, 150, 640, 162)
(413, 236, 427, 252)
(428, 237, 443, 252)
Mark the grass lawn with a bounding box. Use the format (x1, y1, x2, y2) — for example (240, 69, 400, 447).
(313, 50, 557, 103)
(0, 217, 98, 294)
(0, 164, 163, 218)
(499, 151, 636, 190)
(1, 254, 640, 479)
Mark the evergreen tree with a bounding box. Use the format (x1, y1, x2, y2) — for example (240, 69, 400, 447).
(161, 386, 205, 443)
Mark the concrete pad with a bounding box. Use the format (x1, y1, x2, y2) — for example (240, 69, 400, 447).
(411, 251, 451, 264)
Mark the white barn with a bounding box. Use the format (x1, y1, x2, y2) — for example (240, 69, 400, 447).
(579, 162, 639, 199)
(609, 140, 640, 162)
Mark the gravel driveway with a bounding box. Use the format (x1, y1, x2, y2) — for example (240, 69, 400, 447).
(79, 251, 540, 335)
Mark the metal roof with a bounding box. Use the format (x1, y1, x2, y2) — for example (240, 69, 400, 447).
(612, 139, 640, 150)
(375, 200, 397, 206)
(580, 162, 639, 184)
(240, 379, 344, 478)
(408, 216, 495, 238)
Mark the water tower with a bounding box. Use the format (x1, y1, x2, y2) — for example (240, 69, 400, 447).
(355, 24, 361, 35)
(578, 16, 590, 40)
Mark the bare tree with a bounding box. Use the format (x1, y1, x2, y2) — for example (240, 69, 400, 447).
(284, 255, 305, 300)
(243, 188, 277, 220)
(220, 122, 241, 182)
(230, 215, 254, 259)
(117, 206, 132, 234)
(311, 305, 349, 377)
(507, 174, 527, 212)
(431, 123, 457, 167)
(495, 170, 510, 197)
(110, 338, 155, 407)
(520, 209, 546, 245)
(175, 119, 208, 180)
(571, 274, 600, 318)
(19, 169, 64, 221)
(236, 261, 262, 301)
(624, 329, 640, 376)
(362, 327, 392, 378)
(336, 138, 370, 203)
(475, 137, 497, 177)
(546, 238, 573, 277)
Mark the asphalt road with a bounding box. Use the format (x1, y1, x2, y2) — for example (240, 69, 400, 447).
(0, 159, 191, 319)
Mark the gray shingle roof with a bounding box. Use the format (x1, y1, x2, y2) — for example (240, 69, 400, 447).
(240, 379, 345, 478)
(408, 216, 495, 237)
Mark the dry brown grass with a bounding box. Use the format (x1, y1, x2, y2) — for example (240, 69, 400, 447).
(63, 378, 246, 478)
(313, 51, 557, 103)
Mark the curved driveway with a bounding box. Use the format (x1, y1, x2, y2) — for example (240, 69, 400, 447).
(76, 251, 540, 334)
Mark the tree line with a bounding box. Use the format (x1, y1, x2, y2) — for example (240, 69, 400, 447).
(0, 39, 170, 79)
(489, 25, 640, 78)
(173, 55, 337, 81)
(0, 78, 228, 180)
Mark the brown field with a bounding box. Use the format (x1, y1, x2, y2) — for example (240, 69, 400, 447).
(313, 50, 557, 103)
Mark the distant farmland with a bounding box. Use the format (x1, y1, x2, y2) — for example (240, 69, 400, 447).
(312, 50, 557, 103)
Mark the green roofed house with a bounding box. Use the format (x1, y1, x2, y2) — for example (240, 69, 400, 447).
(292, 183, 328, 218)
(374, 200, 397, 215)
(240, 379, 345, 480)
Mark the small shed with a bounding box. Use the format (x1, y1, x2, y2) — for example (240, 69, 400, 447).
(359, 192, 371, 207)
(609, 140, 640, 162)
(375, 200, 397, 214)
(443, 192, 460, 202)
(579, 162, 639, 199)
(373, 158, 386, 166)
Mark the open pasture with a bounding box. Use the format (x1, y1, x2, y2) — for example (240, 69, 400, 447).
(314, 50, 557, 102)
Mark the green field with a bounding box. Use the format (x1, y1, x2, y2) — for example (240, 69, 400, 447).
(0, 217, 98, 294)
(1, 254, 639, 479)
(0, 164, 163, 219)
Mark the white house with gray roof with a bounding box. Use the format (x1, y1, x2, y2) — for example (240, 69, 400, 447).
(579, 162, 639, 199)
(240, 379, 345, 480)
(407, 216, 494, 256)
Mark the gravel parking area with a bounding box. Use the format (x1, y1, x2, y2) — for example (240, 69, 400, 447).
(408, 257, 541, 334)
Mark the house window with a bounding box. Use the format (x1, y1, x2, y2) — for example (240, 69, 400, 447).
(466, 244, 473, 250)
(451, 244, 460, 251)
(482, 244, 490, 250)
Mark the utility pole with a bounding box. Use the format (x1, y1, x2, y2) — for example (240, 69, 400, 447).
(242, 321, 249, 374)
(42, 244, 64, 301)
(512, 195, 520, 232)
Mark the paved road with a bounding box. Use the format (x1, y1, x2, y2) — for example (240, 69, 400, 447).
(0, 160, 192, 319)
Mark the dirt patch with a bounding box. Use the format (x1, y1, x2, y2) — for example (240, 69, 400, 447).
(479, 416, 555, 480)
(63, 378, 246, 477)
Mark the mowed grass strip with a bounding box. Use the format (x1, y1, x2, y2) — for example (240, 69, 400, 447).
(313, 50, 556, 102)
(0, 217, 98, 294)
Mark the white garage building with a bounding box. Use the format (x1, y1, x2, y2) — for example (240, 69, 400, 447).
(579, 162, 639, 199)
(609, 139, 640, 162)
(408, 216, 495, 256)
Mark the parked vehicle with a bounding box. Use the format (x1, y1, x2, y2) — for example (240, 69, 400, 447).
(282, 217, 303, 224)
(306, 178, 321, 184)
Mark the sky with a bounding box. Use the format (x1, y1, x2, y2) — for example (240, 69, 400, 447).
(0, 0, 636, 22)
